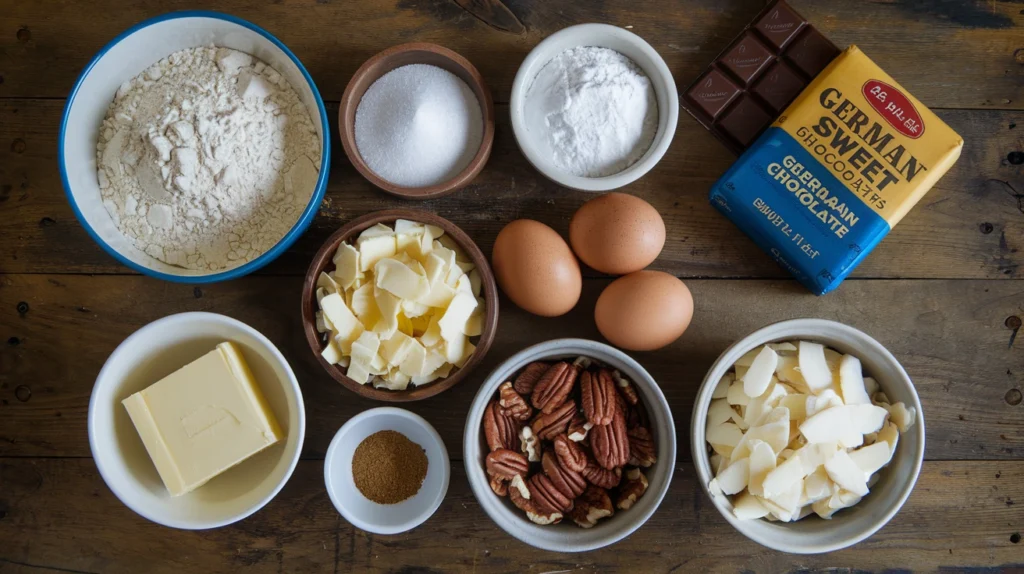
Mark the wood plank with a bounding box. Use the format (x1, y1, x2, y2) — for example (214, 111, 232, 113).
(2, 275, 1021, 460)
(0, 0, 1021, 109)
(1, 99, 1022, 278)
(0, 458, 1021, 572)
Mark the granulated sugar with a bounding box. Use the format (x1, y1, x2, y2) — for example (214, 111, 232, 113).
(354, 64, 483, 187)
(524, 47, 658, 178)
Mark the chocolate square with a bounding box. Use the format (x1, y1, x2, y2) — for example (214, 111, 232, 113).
(755, 3, 806, 50)
(751, 60, 806, 112)
(686, 69, 741, 119)
(718, 95, 774, 147)
(784, 27, 841, 78)
(721, 32, 775, 85)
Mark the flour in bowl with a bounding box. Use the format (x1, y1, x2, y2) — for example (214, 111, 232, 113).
(96, 46, 321, 271)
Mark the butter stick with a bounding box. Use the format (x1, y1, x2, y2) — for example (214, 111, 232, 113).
(122, 341, 283, 496)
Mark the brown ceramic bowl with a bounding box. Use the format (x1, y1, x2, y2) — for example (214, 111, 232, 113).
(339, 43, 495, 200)
(301, 209, 499, 402)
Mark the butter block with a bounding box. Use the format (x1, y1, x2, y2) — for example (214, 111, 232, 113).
(122, 342, 283, 496)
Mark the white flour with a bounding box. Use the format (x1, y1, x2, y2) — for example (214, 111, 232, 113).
(524, 47, 658, 178)
(97, 46, 321, 271)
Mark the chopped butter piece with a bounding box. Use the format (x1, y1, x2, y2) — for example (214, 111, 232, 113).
(333, 243, 361, 289)
(359, 235, 397, 272)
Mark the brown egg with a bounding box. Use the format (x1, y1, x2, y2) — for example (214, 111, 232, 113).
(491, 219, 582, 317)
(595, 270, 693, 351)
(569, 193, 666, 275)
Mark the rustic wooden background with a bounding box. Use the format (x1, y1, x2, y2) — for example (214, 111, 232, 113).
(1, 0, 1022, 572)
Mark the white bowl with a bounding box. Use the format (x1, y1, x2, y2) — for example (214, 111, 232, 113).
(463, 339, 676, 552)
(510, 24, 679, 192)
(324, 407, 450, 535)
(691, 319, 926, 554)
(88, 312, 305, 529)
(59, 11, 330, 283)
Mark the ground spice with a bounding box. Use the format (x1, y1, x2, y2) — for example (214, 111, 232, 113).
(352, 430, 428, 504)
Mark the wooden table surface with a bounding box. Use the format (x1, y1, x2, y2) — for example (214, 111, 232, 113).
(1, 0, 1022, 572)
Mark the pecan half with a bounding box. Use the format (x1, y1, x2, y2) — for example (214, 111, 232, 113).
(590, 409, 630, 470)
(573, 356, 593, 370)
(498, 381, 532, 421)
(508, 474, 533, 512)
(612, 370, 640, 406)
(616, 468, 649, 510)
(513, 361, 550, 395)
(485, 449, 529, 479)
(569, 485, 614, 528)
(531, 362, 577, 414)
(520, 425, 540, 462)
(627, 427, 657, 468)
(627, 401, 650, 431)
(526, 509, 563, 525)
(581, 456, 622, 489)
(542, 450, 587, 499)
(483, 400, 520, 452)
(567, 412, 593, 443)
(529, 473, 573, 513)
(553, 434, 587, 472)
(530, 400, 576, 440)
(581, 369, 617, 426)
(489, 475, 509, 497)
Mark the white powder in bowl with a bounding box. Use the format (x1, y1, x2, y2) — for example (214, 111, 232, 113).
(524, 47, 658, 178)
(354, 64, 483, 188)
(96, 46, 321, 272)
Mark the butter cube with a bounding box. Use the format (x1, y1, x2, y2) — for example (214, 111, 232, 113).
(121, 342, 283, 497)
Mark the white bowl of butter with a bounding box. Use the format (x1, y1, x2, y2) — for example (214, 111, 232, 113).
(88, 312, 305, 529)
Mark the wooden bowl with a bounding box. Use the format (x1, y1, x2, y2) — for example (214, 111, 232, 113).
(301, 209, 499, 402)
(338, 43, 495, 199)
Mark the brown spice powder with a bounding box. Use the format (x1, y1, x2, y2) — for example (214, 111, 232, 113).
(352, 430, 428, 504)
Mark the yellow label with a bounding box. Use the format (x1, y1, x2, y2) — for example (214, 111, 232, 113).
(775, 46, 963, 226)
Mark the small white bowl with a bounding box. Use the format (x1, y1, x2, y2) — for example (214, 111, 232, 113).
(464, 339, 676, 552)
(510, 24, 679, 192)
(60, 11, 330, 283)
(691, 319, 926, 554)
(88, 312, 306, 530)
(325, 407, 450, 535)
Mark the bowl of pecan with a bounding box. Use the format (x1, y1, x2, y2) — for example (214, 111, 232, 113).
(463, 338, 676, 551)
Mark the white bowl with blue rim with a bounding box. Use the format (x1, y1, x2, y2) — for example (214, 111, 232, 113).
(59, 11, 330, 283)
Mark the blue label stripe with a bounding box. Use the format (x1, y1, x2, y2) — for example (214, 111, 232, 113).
(710, 128, 891, 294)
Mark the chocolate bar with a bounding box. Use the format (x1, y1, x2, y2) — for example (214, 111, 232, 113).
(708, 46, 963, 294)
(683, 0, 841, 154)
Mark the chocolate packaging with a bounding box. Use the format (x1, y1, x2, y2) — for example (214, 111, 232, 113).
(708, 46, 963, 294)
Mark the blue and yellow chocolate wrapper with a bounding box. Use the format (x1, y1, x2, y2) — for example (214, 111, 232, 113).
(710, 46, 963, 294)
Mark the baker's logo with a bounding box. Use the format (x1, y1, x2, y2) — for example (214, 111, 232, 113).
(701, 77, 728, 101)
(862, 80, 925, 139)
(764, 10, 794, 32)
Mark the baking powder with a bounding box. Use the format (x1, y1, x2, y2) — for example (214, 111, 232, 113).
(354, 64, 483, 188)
(97, 46, 321, 271)
(524, 47, 658, 178)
